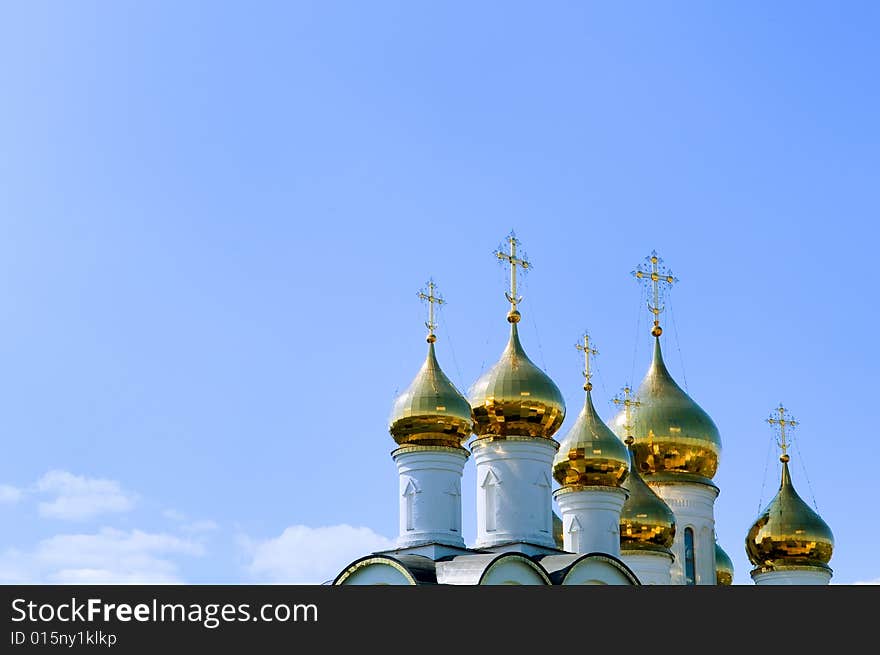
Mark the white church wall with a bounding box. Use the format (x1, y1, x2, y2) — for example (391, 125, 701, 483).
(650, 481, 718, 585)
(471, 438, 558, 548)
(558, 559, 635, 585)
(334, 559, 417, 585)
(393, 446, 468, 548)
(554, 487, 627, 556)
(751, 567, 832, 585)
(537, 554, 639, 585)
(435, 553, 551, 585)
(620, 550, 674, 585)
(479, 557, 551, 585)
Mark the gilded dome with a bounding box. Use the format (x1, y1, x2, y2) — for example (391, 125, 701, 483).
(610, 337, 721, 482)
(715, 541, 734, 585)
(553, 391, 629, 488)
(619, 445, 676, 552)
(389, 341, 474, 448)
(745, 459, 833, 571)
(553, 511, 564, 549)
(469, 322, 565, 439)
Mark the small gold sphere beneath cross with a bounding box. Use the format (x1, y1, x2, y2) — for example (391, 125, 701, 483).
(507, 309, 521, 323)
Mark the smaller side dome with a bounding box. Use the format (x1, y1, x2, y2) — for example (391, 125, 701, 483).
(552, 511, 564, 550)
(620, 443, 676, 552)
(715, 541, 734, 585)
(389, 342, 474, 448)
(552, 391, 629, 488)
(745, 459, 833, 571)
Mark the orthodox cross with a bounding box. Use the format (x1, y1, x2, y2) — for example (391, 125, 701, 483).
(632, 250, 677, 336)
(576, 332, 599, 392)
(612, 385, 642, 442)
(418, 279, 444, 343)
(495, 231, 531, 322)
(767, 404, 797, 463)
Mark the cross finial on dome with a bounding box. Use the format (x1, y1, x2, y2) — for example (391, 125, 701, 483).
(612, 385, 641, 442)
(575, 332, 599, 392)
(494, 231, 531, 323)
(417, 279, 444, 343)
(767, 403, 797, 463)
(632, 250, 677, 336)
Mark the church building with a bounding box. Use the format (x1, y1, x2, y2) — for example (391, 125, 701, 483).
(333, 234, 833, 585)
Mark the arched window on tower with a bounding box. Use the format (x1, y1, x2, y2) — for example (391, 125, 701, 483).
(684, 527, 696, 585)
(481, 469, 499, 532)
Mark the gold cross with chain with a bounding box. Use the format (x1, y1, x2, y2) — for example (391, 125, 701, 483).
(612, 385, 642, 444)
(417, 279, 444, 343)
(632, 250, 677, 337)
(494, 231, 531, 323)
(575, 332, 599, 392)
(767, 404, 797, 463)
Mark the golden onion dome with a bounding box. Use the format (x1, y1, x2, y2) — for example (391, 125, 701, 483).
(610, 337, 721, 482)
(553, 391, 629, 488)
(389, 341, 474, 448)
(715, 541, 734, 585)
(552, 511, 564, 549)
(619, 444, 676, 552)
(745, 458, 833, 571)
(469, 321, 565, 439)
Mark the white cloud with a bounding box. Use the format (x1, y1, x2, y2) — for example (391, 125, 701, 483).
(0, 528, 204, 584)
(50, 569, 182, 584)
(36, 470, 136, 521)
(163, 509, 187, 522)
(0, 548, 35, 583)
(245, 524, 394, 584)
(853, 578, 880, 585)
(0, 484, 23, 504)
(162, 510, 218, 534)
(182, 520, 218, 534)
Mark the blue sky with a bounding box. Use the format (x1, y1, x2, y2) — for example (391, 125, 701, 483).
(0, 1, 877, 584)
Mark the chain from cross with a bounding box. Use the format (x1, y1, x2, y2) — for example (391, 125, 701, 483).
(575, 332, 599, 391)
(612, 385, 642, 442)
(494, 231, 531, 322)
(632, 250, 677, 336)
(767, 404, 797, 462)
(417, 279, 444, 343)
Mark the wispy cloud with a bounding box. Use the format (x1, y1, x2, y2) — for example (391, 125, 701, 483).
(36, 470, 136, 521)
(852, 578, 880, 585)
(163, 509, 187, 522)
(182, 520, 218, 534)
(0, 528, 204, 584)
(163, 509, 218, 535)
(243, 524, 394, 584)
(0, 485, 23, 504)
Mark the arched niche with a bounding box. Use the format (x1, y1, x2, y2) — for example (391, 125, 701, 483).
(334, 556, 418, 586)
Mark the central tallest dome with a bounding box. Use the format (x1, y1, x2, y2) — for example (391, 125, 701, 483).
(611, 337, 721, 481)
(468, 232, 565, 440)
(468, 318, 566, 439)
(610, 250, 721, 483)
